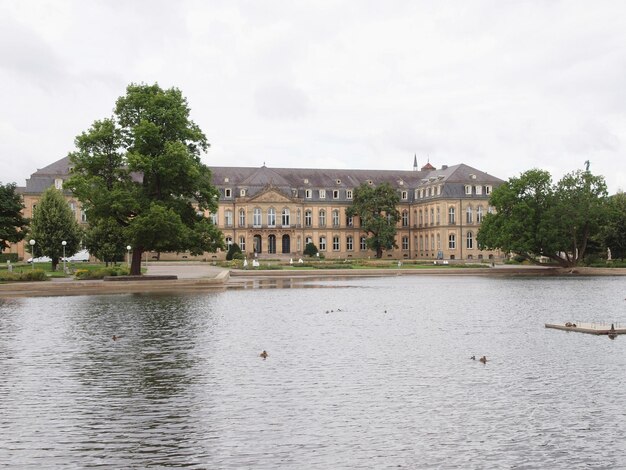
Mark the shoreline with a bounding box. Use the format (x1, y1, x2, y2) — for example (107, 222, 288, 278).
(1, 266, 625, 298)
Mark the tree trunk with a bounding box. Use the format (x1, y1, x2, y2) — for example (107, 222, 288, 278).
(130, 248, 143, 275)
(376, 247, 383, 258)
(51, 259, 58, 271)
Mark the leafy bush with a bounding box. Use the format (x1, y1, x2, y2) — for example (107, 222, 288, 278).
(226, 243, 243, 261)
(303, 242, 318, 257)
(0, 253, 19, 263)
(74, 266, 130, 280)
(0, 269, 47, 282)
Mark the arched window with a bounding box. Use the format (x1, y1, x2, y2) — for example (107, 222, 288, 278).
(476, 206, 484, 223)
(253, 208, 261, 227)
(304, 210, 312, 227)
(347, 236, 354, 251)
(332, 209, 340, 227)
(466, 206, 473, 224)
(319, 209, 326, 227)
(224, 210, 233, 227)
(239, 209, 246, 227)
(448, 233, 456, 249)
(238, 236, 246, 251)
(402, 210, 409, 227)
(281, 208, 290, 226)
(267, 208, 276, 227)
(360, 236, 367, 250)
(448, 207, 456, 224)
(467, 231, 473, 249)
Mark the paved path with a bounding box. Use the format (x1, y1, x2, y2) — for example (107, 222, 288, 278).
(146, 262, 228, 279)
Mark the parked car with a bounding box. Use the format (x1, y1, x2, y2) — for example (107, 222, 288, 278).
(26, 256, 52, 263)
(62, 249, 90, 262)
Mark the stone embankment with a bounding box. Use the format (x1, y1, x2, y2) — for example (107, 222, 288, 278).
(1, 264, 625, 298)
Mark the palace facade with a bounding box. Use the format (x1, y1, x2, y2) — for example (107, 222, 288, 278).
(8, 157, 504, 262)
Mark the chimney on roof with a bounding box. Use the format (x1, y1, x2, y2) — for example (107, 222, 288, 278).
(441, 165, 448, 170)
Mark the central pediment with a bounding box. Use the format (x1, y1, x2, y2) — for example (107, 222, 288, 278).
(248, 186, 294, 203)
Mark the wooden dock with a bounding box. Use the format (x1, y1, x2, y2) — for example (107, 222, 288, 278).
(545, 322, 626, 336)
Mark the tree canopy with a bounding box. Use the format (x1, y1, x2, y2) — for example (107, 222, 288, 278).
(0, 182, 28, 252)
(477, 168, 608, 267)
(346, 182, 400, 258)
(602, 192, 626, 261)
(66, 83, 224, 275)
(28, 187, 82, 270)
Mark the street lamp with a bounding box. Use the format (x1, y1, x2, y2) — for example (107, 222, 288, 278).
(62, 240, 67, 273)
(127, 245, 131, 267)
(29, 239, 36, 271)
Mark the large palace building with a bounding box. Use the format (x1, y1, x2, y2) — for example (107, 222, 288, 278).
(9, 156, 504, 262)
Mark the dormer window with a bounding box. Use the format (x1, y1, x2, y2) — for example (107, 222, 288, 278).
(470, 174, 477, 180)
(401, 190, 408, 200)
(347, 189, 353, 200)
(304, 178, 309, 184)
(475, 185, 482, 195)
(319, 189, 326, 199)
(367, 180, 373, 185)
(224, 177, 229, 183)
(485, 185, 492, 195)
(465, 185, 472, 195)
(225, 188, 232, 198)
(333, 190, 339, 199)
(54, 178, 63, 190)
(305, 189, 312, 199)
(240, 189, 247, 197)
(336, 179, 341, 185)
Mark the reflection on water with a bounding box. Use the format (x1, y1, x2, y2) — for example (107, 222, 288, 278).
(1, 276, 626, 468)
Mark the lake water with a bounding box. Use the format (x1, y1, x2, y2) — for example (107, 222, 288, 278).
(1, 275, 625, 469)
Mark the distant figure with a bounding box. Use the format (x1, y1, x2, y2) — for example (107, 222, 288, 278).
(260, 350, 268, 359)
(470, 355, 476, 360)
(112, 335, 118, 341)
(479, 356, 487, 364)
(610, 323, 616, 333)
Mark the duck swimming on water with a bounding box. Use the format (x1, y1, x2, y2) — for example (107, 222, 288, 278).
(260, 350, 269, 359)
(479, 355, 487, 363)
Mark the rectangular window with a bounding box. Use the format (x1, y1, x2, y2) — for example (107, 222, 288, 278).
(305, 189, 312, 199)
(401, 190, 408, 200)
(319, 236, 327, 251)
(239, 210, 246, 227)
(333, 236, 340, 251)
(333, 190, 339, 199)
(239, 236, 246, 251)
(319, 189, 326, 199)
(240, 189, 246, 197)
(485, 185, 492, 195)
(475, 185, 482, 195)
(346, 189, 353, 199)
(225, 188, 232, 198)
(402, 236, 409, 250)
(360, 236, 367, 251)
(225, 210, 233, 227)
(347, 236, 353, 251)
(55, 178, 63, 189)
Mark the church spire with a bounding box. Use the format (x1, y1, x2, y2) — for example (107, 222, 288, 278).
(413, 154, 418, 171)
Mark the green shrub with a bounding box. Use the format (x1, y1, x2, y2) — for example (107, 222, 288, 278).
(0, 269, 47, 282)
(74, 266, 130, 280)
(226, 243, 243, 261)
(303, 242, 318, 257)
(0, 253, 19, 263)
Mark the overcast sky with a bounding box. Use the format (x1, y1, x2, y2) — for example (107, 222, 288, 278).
(1, 0, 625, 192)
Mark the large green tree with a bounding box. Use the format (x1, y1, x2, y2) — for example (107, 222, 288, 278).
(0, 182, 28, 252)
(478, 168, 608, 267)
(66, 83, 224, 275)
(602, 192, 626, 261)
(346, 182, 400, 258)
(28, 187, 82, 270)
